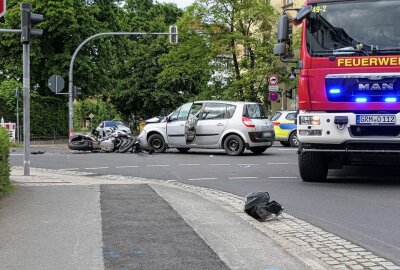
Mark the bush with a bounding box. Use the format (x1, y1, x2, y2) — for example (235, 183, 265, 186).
(0, 127, 11, 197)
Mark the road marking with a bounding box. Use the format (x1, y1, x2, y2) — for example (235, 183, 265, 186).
(229, 176, 259, 180)
(238, 164, 259, 166)
(268, 176, 298, 179)
(209, 164, 230, 166)
(188, 178, 218, 181)
(58, 168, 79, 171)
(147, 165, 169, 167)
(277, 148, 297, 151)
(267, 163, 289, 165)
(178, 164, 200, 166)
(85, 167, 108, 170)
(115, 166, 139, 169)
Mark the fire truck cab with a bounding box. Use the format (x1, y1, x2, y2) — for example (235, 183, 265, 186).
(275, 0, 400, 181)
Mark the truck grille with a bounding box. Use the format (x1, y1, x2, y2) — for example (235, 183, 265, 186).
(349, 126, 400, 137)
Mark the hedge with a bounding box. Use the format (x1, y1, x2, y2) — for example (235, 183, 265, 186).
(0, 127, 11, 197)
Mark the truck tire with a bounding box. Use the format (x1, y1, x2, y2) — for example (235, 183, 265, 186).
(299, 152, 328, 182)
(148, 134, 167, 153)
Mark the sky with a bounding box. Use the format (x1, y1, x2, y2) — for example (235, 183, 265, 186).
(156, 0, 195, 9)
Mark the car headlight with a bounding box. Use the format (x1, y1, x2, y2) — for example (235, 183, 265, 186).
(299, 116, 320, 125)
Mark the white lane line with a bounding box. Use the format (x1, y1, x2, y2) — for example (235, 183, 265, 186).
(10, 154, 24, 156)
(209, 164, 231, 166)
(147, 165, 169, 167)
(188, 178, 218, 181)
(229, 177, 259, 180)
(238, 164, 259, 166)
(58, 168, 79, 171)
(268, 177, 298, 179)
(116, 166, 139, 169)
(277, 148, 297, 151)
(267, 163, 289, 165)
(85, 167, 108, 170)
(178, 164, 200, 166)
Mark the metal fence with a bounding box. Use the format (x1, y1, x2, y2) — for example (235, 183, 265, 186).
(18, 134, 68, 145)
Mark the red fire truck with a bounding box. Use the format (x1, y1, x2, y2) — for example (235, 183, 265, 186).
(274, 0, 400, 181)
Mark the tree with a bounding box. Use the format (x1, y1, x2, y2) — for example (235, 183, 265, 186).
(178, 0, 280, 104)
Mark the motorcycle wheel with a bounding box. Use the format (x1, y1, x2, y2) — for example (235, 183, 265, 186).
(118, 137, 136, 153)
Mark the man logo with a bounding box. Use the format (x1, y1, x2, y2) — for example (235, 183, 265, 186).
(358, 83, 394, 91)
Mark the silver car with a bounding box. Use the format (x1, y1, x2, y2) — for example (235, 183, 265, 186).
(138, 101, 275, 155)
(95, 121, 131, 138)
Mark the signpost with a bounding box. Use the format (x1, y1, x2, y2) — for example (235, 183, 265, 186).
(0, 0, 6, 18)
(268, 91, 279, 102)
(88, 113, 94, 129)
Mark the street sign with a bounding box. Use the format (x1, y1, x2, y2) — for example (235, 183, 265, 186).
(268, 85, 279, 92)
(268, 91, 279, 102)
(0, 0, 6, 18)
(89, 113, 94, 119)
(268, 75, 279, 86)
(48, 75, 65, 93)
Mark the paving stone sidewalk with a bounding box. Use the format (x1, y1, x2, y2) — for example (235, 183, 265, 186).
(6, 167, 400, 270)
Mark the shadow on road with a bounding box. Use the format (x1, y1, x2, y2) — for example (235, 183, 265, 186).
(327, 166, 400, 185)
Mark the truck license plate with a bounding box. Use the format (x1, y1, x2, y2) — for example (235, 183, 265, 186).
(356, 115, 396, 125)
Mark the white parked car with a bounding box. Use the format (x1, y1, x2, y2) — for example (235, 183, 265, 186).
(95, 121, 131, 138)
(138, 101, 275, 155)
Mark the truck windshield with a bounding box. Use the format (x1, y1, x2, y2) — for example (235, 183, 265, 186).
(306, 0, 400, 57)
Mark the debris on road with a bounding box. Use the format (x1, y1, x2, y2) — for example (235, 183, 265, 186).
(244, 191, 284, 221)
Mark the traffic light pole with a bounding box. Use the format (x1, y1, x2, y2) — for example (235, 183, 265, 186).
(22, 42, 30, 176)
(68, 31, 177, 140)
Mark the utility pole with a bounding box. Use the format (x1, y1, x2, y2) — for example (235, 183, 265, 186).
(16, 88, 20, 144)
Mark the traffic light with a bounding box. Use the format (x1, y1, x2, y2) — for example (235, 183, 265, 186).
(73, 86, 82, 98)
(21, 3, 44, 44)
(285, 89, 293, 99)
(169, 25, 178, 44)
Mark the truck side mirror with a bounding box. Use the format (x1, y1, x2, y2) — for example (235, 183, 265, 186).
(295, 5, 312, 23)
(277, 15, 289, 42)
(274, 43, 287, 56)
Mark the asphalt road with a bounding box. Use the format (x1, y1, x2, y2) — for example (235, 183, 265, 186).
(10, 145, 400, 265)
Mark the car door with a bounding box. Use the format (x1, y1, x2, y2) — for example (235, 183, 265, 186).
(194, 103, 229, 146)
(166, 103, 193, 146)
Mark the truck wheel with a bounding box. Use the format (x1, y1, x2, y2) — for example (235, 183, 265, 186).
(289, 132, 299, 147)
(224, 135, 245, 156)
(299, 152, 328, 182)
(148, 134, 166, 153)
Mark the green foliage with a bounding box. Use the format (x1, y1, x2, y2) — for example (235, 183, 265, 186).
(0, 128, 12, 198)
(74, 98, 122, 131)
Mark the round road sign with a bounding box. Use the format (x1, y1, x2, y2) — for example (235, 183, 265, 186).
(0, 0, 6, 18)
(269, 75, 278, 86)
(268, 91, 279, 102)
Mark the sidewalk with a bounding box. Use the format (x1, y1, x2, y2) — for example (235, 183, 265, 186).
(2, 168, 397, 270)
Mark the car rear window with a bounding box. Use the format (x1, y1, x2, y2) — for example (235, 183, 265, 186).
(271, 112, 282, 121)
(243, 104, 267, 119)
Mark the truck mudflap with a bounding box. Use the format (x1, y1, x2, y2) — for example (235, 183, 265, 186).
(298, 141, 400, 154)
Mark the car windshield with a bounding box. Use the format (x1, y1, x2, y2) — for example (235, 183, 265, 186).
(271, 112, 282, 121)
(306, 0, 400, 56)
(105, 121, 124, 127)
(243, 104, 267, 119)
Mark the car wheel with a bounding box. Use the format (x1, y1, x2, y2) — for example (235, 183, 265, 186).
(148, 134, 166, 153)
(280, 141, 291, 147)
(289, 132, 299, 147)
(176, 148, 190, 153)
(249, 146, 268, 154)
(223, 134, 245, 156)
